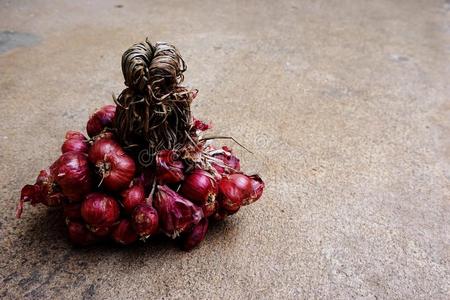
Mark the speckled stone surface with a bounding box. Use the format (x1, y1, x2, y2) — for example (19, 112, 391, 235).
(1, 0, 449, 299)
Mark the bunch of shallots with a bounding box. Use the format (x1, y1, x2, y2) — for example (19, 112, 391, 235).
(17, 39, 264, 250)
(17, 105, 264, 250)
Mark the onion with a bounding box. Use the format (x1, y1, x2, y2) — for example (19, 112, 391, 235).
(89, 138, 136, 191)
(86, 105, 116, 137)
(218, 173, 252, 212)
(61, 131, 89, 154)
(244, 174, 265, 205)
(16, 169, 65, 218)
(81, 193, 120, 228)
(112, 219, 138, 245)
(154, 185, 203, 238)
(131, 204, 159, 238)
(180, 169, 218, 206)
(201, 200, 218, 218)
(212, 146, 240, 174)
(120, 179, 146, 214)
(67, 221, 97, 246)
(181, 218, 208, 251)
(63, 203, 82, 221)
(156, 150, 184, 184)
(50, 152, 93, 202)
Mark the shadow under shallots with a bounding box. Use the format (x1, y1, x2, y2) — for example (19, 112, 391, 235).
(17, 205, 239, 258)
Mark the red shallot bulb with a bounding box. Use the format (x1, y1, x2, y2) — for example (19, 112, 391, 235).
(156, 150, 185, 184)
(67, 221, 97, 246)
(212, 146, 240, 174)
(63, 203, 82, 221)
(201, 200, 218, 218)
(180, 169, 218, 206)
(81, 193, 120, 228)
(181, 218, 208, 251)
(16, 169, 65, 218)
(154, 185, 203, 238)
(131, 204, 159, 238)
(120, 179, 146, 214)
(218, 173, 253, 212)
(61, 131, 89, 154)
(50, 152, 93, 202)
(244, 174, 265, 205)
(89, 138, 136, 191)
(112, 219, 138, 245)
(86, 104, 116, 137)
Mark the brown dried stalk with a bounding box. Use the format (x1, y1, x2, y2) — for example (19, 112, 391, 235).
(113, 39, 197, 159)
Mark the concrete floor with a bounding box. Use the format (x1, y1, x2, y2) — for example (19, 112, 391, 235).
(1, 0, 449, 299)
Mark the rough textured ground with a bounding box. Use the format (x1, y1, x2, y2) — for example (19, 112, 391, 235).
(1, 0, 449, 299)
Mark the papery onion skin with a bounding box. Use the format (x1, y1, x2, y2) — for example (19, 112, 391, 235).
(212, 146, 240, 174)
(61, 131, 89, 154)
(121, 179, 146, 214)
(131, 204, 159, 237)
(181, 218, 208, 251)
(156, 150, 185, 184)
(89, 139, 136, 191)
(86, 105, 116, 137)
(154, 185, 203, 238)
(180, 169, 218, 206)
(192, 117, 211, 131)
(50, 152, 93, 202)
(67, 221, 97, 246)
(112, 219, 138, 245)
(81, 193, 120, 228)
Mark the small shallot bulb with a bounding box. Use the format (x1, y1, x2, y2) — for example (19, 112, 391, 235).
(244, 174, 265, 205)
(131, 204, 159, 238)
(16, 169, 65, 218)
(218, 174, 252, 212)
(120, 179, 146, 214)
(63, 203, 82, 221)
(88, 138, 136, 191)
(86, 105, 116, 137)
(61, 131, 89, 154)
(50, 151, 93, 202)
(156, 150, 185, 184)
(81, 193, 120, 229)
(201, 200, 218, 218)
(180, 169, 218, 205)
(112, 219, 138, 245)
(67, 221, 97, 246)
(181, 218, 208, 251)
(154, 185, 203, 238)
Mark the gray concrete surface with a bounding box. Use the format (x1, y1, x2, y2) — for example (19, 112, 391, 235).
(1, 0, 449, 299)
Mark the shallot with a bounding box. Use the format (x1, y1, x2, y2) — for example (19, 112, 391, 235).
(61, 131, 89, 154)
(112, 219, 138, 245)
(89, 138, 136, 191)
(154, 185, 203, 238)
(86, 105, 116, 137)
(81, 193, 120, 229)
(131, 204, 159, 238)
(50, 151, 93, 202)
